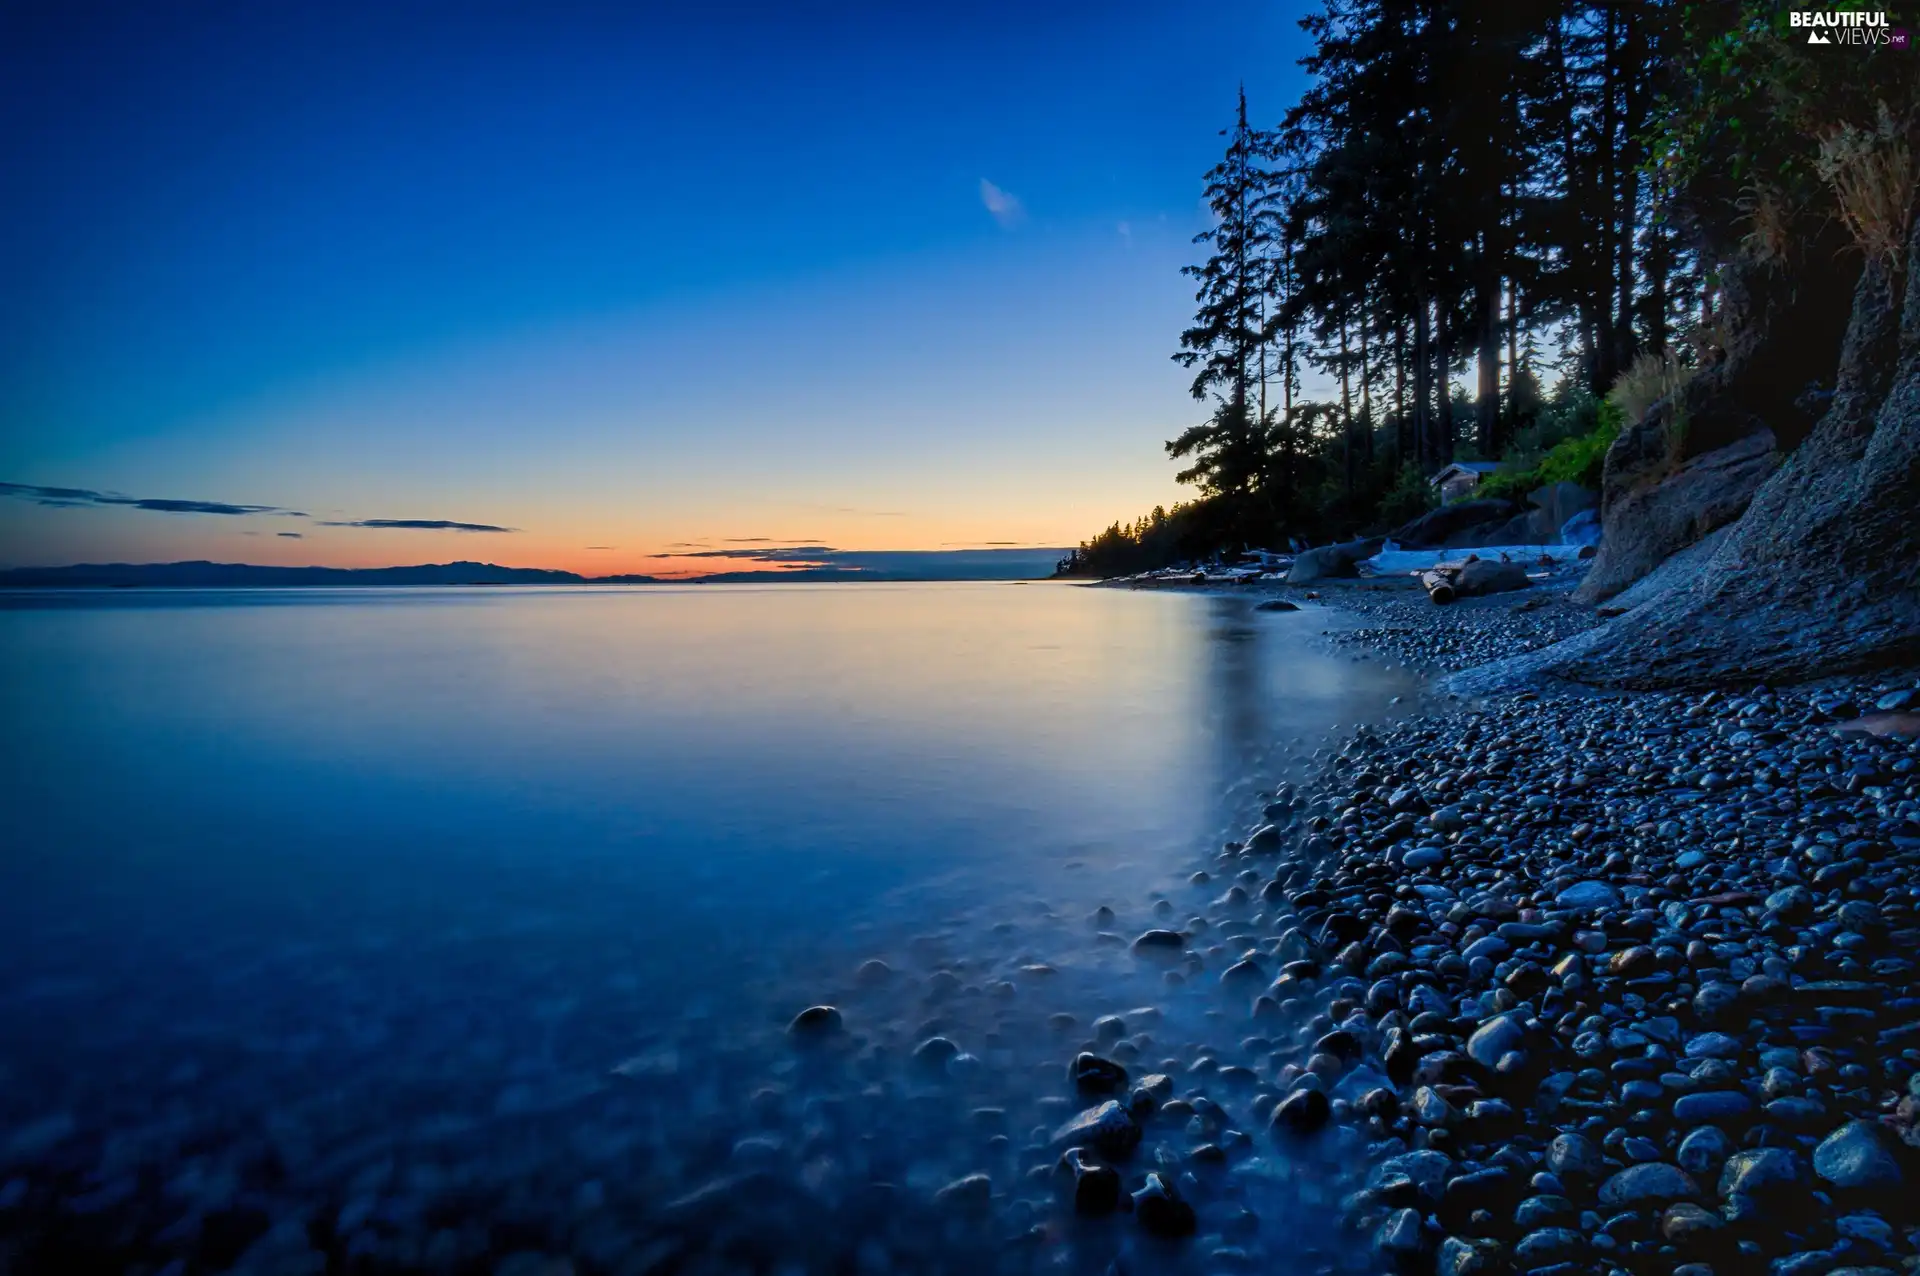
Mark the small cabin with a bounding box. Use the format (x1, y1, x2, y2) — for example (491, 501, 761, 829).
(1431, 461, 1501, 503)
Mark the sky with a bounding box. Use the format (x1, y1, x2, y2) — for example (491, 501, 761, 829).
(1, 0, 1314, 577)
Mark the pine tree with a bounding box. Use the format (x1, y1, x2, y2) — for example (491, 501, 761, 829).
(1169, 89, 1286, 532)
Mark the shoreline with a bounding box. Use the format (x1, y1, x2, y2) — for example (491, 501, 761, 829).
(1, 584, 1914, 1275)
(1101, 575, 1920, 1272)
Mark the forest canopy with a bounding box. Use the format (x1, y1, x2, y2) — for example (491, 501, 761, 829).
(1057, 0, 1917, 579)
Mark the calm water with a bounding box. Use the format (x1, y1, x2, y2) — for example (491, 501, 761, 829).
(0, 583, 1414, 1273)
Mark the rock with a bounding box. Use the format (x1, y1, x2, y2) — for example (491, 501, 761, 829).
(1573, 427, 1778, 604)
(1255, 599, 1299, 612)
(1057, 1148, 1121, 1216)
(1375, 1207, 1424, 1258)
(787, 1005, 844, 1038)
(1555, 880, 1622, 911)
(1528, 481, 1597, 537)
(1717, 1148, 1807, 1202)
(1677, 1126, 1736, 1176)
(1515, 1228, 1587, 1266)
(1466, 1013, 1528, 1071)
(1813, 1121, 1904, 1194)
(1052, 1102, 1140, 1160)
(1131, 929, 1187, 954)
(1766, 885, 1816, 921)
(1661, 1202, 1725, 1244)
(1547, 1132, 1605, 1181)
(911, 1037, 961, 1071)
(1069, 1053, 1128, 1095)
(1683, 1032, 1743, 1060)
(1610, 945, 1658, 977)
(1435, 1236, 1505, 1275)
(1550, 227, 1920, 685)
(935, 1173, 992, 1210)
(1287, 537, 1386, 585)
(1403, 846, 1446, 870)
(1270, 1088, 1330, 1137)
(1674, 1091, 1755, 1125)
(1597, 1162, 1700, 1207)
(1389, 500, 1522, 550)
(1131, 1173, 1196, 1237)
(1693, 982, 1740, 1023)
(1449, 558, 1532, 598)
(1375, 1150, 1453, 1205)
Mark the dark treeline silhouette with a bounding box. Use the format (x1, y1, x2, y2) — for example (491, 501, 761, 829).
(1059, 0, 1916, 578)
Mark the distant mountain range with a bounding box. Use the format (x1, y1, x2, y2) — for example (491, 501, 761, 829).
(0, 552, 1065, 588)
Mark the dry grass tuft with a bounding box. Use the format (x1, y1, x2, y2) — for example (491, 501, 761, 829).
(1608, 348, 1694, 428)
(1815, 103, 1917, 266)
(1737, 183, 1797, 268)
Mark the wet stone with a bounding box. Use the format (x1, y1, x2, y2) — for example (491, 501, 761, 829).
(1271, 1087, 1331, 1137)
(787, 1005, 844, 1038)
(1597, 1162, 1699, 1207)
(1813, 1122, 1903, 1194)
(1051, 1101, 1140, 1160)
(1131, 1173, 1196, 1238)
(1069, 1052, 1128, 1095)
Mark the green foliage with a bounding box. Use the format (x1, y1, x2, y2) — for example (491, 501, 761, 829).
(1374, 460, 1436, 529)
(1474, 403, 1622, 504)
(1649, 1, 1919, 266)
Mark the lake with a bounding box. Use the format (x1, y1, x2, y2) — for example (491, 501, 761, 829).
(0, 583, 1416, 1275)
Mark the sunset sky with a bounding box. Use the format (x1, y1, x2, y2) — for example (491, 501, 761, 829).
(2, 1, 1312, 578)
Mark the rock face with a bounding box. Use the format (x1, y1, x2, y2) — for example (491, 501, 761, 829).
(1389, 501, 1521, 550)
(1527, 481, 1597, 539)
(1553, 220, 1920, 685)
(1287, 537, 1386, 584)
(1572, 427, 1777, 604)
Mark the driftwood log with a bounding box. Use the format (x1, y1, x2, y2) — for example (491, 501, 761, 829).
(1421, 556, 1533, 605)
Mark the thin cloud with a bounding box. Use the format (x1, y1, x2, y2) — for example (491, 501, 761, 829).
(278, 532, 304, 539)
(0, 481, 305, 518)
(584, 545, 615, 550)
(319, 518, 516, 533)
(979, 179, 1024, 228)
(659, 545, 837, 561)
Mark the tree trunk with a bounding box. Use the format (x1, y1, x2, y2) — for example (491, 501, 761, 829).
(1507, 279, 1519, 420)
(1476, 249, 1501, 457)
(1414, 295, 1433, 471)
(1339, 317, 1355, 497)
(1595, 6, 1620, 393)
(1613, 5, 1641, 375)
(1547, 223, 1920, 687)
(1395, 322, 1409, 466)
(1435, 322, 1455, 465)
(1360, 314, 1374, 470)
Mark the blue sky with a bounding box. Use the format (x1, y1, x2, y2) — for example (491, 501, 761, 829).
(1, 0, 1314, 575)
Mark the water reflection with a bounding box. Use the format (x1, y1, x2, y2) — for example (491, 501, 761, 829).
(0, 583, 1414, 1274)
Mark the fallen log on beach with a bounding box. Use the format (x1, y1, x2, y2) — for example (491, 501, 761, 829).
(1420, 556, 1532, 604)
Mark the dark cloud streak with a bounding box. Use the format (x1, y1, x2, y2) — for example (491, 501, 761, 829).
(1, 481, 305, 518)
(318, 519, 516, 533)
